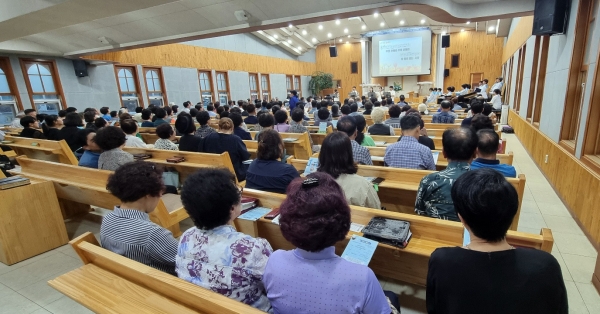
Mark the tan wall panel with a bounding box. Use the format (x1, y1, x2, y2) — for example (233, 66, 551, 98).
(315, 43, 362, 95)
(418, 34, 438, 83)
(503, 16, 534, 63)
(84, 43, 316, 75)
(443, 31, 504, 89)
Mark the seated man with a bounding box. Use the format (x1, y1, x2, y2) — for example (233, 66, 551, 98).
(243, 104, 258, 125)
(384, 105, 401, 128)
(337, 116, 373, 165)
(101, 161, 178, 275)
(461, 101, 484, 127)
(432, 101, 456, 124)
(470, 129, 516, 177)
(415, 127, 477, 221)
(384, 115, 436, 170)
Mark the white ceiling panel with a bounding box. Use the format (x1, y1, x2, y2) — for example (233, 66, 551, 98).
(110, 20, 178, 41)
(151, 10, 212, 34)
(194, 0, 269, 28)
(178, 0, 233, 10)
(249, 0, 334, 19)
(94, 2, 190, 27)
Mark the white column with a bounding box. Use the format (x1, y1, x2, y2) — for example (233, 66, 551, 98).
(435, 34, 446, 88)
(361, 40, 370, 95)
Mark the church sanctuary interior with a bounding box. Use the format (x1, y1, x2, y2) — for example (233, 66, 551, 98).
(1, 0, 600, 313)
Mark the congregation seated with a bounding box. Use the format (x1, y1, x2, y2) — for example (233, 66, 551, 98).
(489, 89, 503, 110)
(337, 116, 373, 165)
(331, 104, 340, 117)
(349, 103, 361, 117)
(177, 168, 272, 312)
(254, 112, 275, 140)
(384, 105, 401, 127)
(483, 103, 498, 124)
(193, 111, 215, 139)
(415, 127, 477, 221)
(461, 101, 484, 127)
(121, 119, 147, 148)
(175, 113, 202, 152)
(471, 129, 516, 177)
(19, 116, 46, 139)
(202, 118, 250, 182)
(154, 123, 178, 151)
(84, 110, 97, 131)
(367, 108, 395, 136)
(74, 129, 101, 168)
(273, 110, 290, 133)
(427, 168, 567, 313)
(153, 108, 170, 127)
(230, 113, 251, 140)
(363, 102, 373, 115)
(246, 129, 299, 193)
(384, 115, 436, 170)
(405, 110, 435, 150)
(314, 107, 333, 127)
(263, 172, 399, 313)
(42, 115, 62, 141)
(140, 109, 154, 127)
(471, 113, 495, 132)
(95, 126, 134, 171)
(58, 112, 84, 151)
(101, 161, 178, 275)
(432, 101, 456, 124)
(94, 117, 107, 129)
(318, 132, 381, 209)
(354, 115, 375, 147)
(243, 104, 258, 125)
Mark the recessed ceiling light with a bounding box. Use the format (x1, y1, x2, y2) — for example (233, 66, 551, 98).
(400, 20, 405, 25)
(339, 39, 343, 42)
(374, 13, 379, 18)
(347, 35, 351, 38)
(461, 29, 465, 32)
(361, 24, 366, 30)
(288, 24, 293, 28)
(421, 19, 426, 24)
(327, 33, 332, 38)
(441, 32, 446, 35)
(301, 30, 307, 35)
(312, 37, 317, 43)
(298, 46, 302, 50)
(287, 39, 292, 44)
(344, 28, 348, 33)
(488, 26, 495, 31)
(346, 41, 349, 44)
(466, 21, 471, 25)
(273, 34, 278, 39)
(380, 22, 385, 27)
(394, 10, 400, 15)
(335, 19, 340, 25)
(318, 24, 323, 30)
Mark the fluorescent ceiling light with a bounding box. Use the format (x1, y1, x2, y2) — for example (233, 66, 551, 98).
(346, 41, 349, 44)
(380, 22, 385, 27)
(394, 10, 400, 15)
(400, 20, 405, 25)
(344, 28, 348, 33)
(327, 33, 332, 38)
(374, 13, 379, 18)
(287, 39, 292, 44)
(466, 21, 471, 25)
(339, 39, 343, 42)
(421, 19, 426, 24)
(347, 35, 351, 38)
(488, 26, 495, 31)
(273, 34, 278, 39)
(302, 30, 307, 35)
(288, 24, 293, 28)
(362, 24, 366, 30)
(312, 37, 317, 43)
(318, 24, 323, 30)
(335, 19, 340, 25)
(461, 29, 465, 32)
(298, 46, 302, 50)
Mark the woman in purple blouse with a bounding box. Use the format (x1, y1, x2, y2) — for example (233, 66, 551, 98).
(262, 172, 400, 314)
(176, 168, 272, 312)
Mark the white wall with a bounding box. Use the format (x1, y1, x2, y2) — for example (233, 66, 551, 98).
(386, 76, 419, 94)
(163, 67, 201, 106)
(509, 49, 519, 108)
(270, 74, 287, 100)
(228, 71, 250, 101)
(518, 36, 537, 119)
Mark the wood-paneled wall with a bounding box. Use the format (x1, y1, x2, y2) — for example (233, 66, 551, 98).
(316, 43, 362, 95)
(509, 110, 600, 248)
(84, 43, 316, 75)
(418, 34, 438, 83)
(503, 16, 534, 63)
(443, 31, 504, 89)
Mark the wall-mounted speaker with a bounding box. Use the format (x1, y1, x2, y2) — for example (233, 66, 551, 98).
(441, 35, 450, 48)
(444, 69, 450, 77)
(72, 60, 88, 77)
(532, 0, 570, 35)
(329, 46, 338, 57)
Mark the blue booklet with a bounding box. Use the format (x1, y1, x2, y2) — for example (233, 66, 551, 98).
(303, 157, 319, 176)
(237, 207, 272, 221)
(341, 235, 379, 266)
(463, 228, 471, 246)
(318, 122, 327, 133)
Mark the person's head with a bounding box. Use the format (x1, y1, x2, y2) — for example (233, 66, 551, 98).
(258, 112, 275, 128)
(141, 109, 151, 121)
(207, 104, 215, 112)
(223, 105, 230, 113)
(218, 117, 234, 133)
(471, 114, 495, 132)
(470, 101, 484, 115)
(291, 108, 304, 123)
(388, 105, 401, 118)
(476, 129, 500, 159)
(94, 117, 107, 129)
(229, 113, 243, 128)
(318, 132, 357, 178)
(331, 104, 339, 115)
(24, 109, 37, 117)
(110, 110, 117, 118)
(400, 95, 405, 102)
(73, 128, 99, 152)
(483, 79, 489, 84)
(183, 101, 191, 108)
(189, 108, 199, 118)
(156, 123, 175, 141)
(175, 113, 196, 134)
(348, 98, 354, 105)
(107, 161, 164, 212)
(83, 110, 96, 123)
(364, 102, 373, 112)
(350, 103, 358, 113)
(66, 107, 77, 113)
(256, 129, 284, 161)
(44, 115, 59, 127)
(272, 105, 281, 115)
(120, 119, 138, 135)
(386, 98, 393, 106)
(20, 116, 38, 128)
(482, 103, 493, 116)
(493, 89, 501, 95)
(58, 110, 67, 118)
(164, 106, 172, 117)
(400, 114, 422, 139)
(336, 116, 357, 139)
(352, 86, 356, 90)
(442, 127, 478, 162)
(418, 103, 427, 113)
(94, 126, 126, 151)
(317, 107, 330, 121)
(340, 105, 351, 116)
(153, 108, 166, 120)
(461, 83, 469, 89)
(246, 104, 256, 115)
(291, 90, 298, 96)
(279, 172, 351, 252)
(371, 108, 385, 124)
(99, 107, 109, 115)
(452, 168, 518, 242)
(171, 105, 179, 114)
(134, 106, 143, 114)
(497, 77, 503, 83)
(119, 112, 132, 121)
(181, 168, 242, 230)
(63, 112, 83, 127)
(440, 100, 452, 111)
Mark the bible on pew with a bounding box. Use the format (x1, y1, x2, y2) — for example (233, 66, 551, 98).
(362, 217, 412, 249)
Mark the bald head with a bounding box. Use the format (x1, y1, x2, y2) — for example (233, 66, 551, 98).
(442, 128, 478, 161)
(476, 129, 500, 158)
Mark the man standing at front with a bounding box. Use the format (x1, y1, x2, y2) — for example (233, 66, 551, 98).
(432, 101, 456, 124)
(384, 115, 436, 170)
(415, 128, 478, 221)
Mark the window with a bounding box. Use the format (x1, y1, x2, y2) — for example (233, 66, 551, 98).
(513, 45, 526, 113)
(115, 66, 143, 112)
(20, 59, 65, 115)
(581, 0, 600, 170)
(198, 70, 213, 107)
(260, 74, 270, 101)
(294, 76, 301, 96)
(216, 72, 229, 104)
(286, 75, 293, 94)
(143, 67, 167, 108)
(526, 37, 542, 122)
(532, 36, 550, 126)
(451, 54, 460, 68)
(0, 58, 21, 126)
(505, 56, 514, 108)
(249, 73, 258, 101)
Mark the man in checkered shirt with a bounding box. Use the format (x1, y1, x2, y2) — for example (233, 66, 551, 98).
(384, 115, 436, 170)
(432, 101, 456, 124)
(337, 116, 373, 165)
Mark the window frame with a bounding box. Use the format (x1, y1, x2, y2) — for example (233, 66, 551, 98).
(215, 71, 230, 104)
(513, 45, 526, 113)
(286, 75, 293, 94)
(0, 57, 23, 111)
(142, 66, 168, 108)
(526, 37, 542, 122)
(294, 75, 301, 96)
(581, 40, 600, 173)
(532, 36, 550, 127)
(198, 70, 214, 106)
(260, 73, 270, 102)
(19, 58, 66, 109)
(249, 73, 259, 101)
(114, 65, 144, 109)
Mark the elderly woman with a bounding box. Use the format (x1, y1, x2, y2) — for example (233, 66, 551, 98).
(427, 168, 567, 313)
(201, 118, 250, 182)
(367, 108, 395, 135)
(263, 172, 398, 313)
(318, 132, 381, 209)
(177, 168, 272, 312)
(95, 126, 134, 171)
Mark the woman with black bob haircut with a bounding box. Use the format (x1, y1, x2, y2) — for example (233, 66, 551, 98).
(246, 129, 299, 193)
(94, 126, 133, 171)
(175, 113, 202, 152)
(58, 112, 84, 151)
(427, 168, 567, 314)
(42, 115, 62, 140)
(263, 172, 399, 313)
(318, 132, 380, 209)
(176, 168, 273, 312)
(101, 161, 178, 275)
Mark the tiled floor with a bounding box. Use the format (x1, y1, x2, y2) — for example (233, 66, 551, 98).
(0, 134, 598, 313)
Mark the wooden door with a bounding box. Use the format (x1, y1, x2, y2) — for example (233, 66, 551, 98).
(470, 73, 483, 88)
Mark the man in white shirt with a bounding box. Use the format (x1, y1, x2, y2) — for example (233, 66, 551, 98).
(181, 101, 191, 114)
(388, 86, 396, 98)
(489, 89, 503, 110)
(457, 84, 470, 96)
(490, 78, 504, 94)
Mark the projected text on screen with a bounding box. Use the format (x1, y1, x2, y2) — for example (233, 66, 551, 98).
(379, 37, 422, 76)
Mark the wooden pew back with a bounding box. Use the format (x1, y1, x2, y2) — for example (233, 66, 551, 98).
(366, 146, 514, 168)
(247, 132, 312, 160)
(4, 136, 78, 165)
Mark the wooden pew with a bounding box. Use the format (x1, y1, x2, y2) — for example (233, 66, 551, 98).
(394, 128, 502, 139)
(49, 232, 265, 313)
(287, 159, 526, 231)
(246, 132, 312, 160)
(239, 189, 553, 286)
(424, 123, 461, 130)
(3, 136, 78, 165)
(12, 157, 188, 236)
(368, 134, 507, 154)
(121, 147, 238, 184)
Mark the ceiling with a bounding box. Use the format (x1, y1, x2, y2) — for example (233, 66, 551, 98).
(0, 0, 535, 57)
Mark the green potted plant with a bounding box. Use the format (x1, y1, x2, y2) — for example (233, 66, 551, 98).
(308, 71, 334, 96)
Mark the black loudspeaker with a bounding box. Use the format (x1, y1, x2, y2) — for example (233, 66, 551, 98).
(72, 60, 88, 77)
(329, 46, 338, 57)
(441, 35, 450, 48)
(533, 0, 570, 35)
(444, 69, 450, 77)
